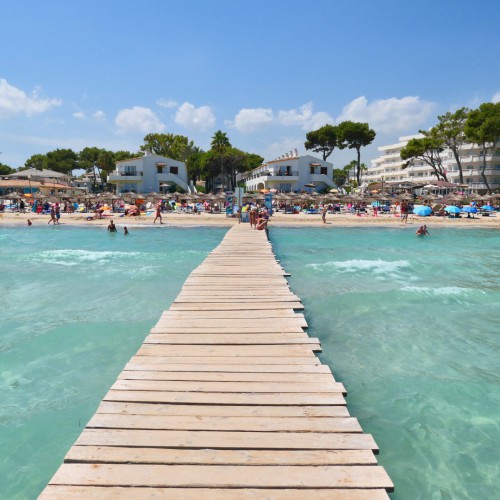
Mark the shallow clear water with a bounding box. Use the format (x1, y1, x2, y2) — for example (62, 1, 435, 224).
(0, 225, 227, 499)
(1, 225, 499, 499)
(270, 226, 500, 500)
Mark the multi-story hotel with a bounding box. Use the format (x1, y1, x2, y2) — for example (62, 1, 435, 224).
(363, 135, 500, 192)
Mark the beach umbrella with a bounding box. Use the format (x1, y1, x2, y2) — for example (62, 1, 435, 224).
(413, 205, 432, 216)
(461, 206, 478, 214)
(481, 205, 494, 211)
(444, 206, 461, 214)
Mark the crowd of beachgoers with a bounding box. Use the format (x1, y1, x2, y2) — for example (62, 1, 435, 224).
(0, 192, 498, 229)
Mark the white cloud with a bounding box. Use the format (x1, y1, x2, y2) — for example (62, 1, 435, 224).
(0, 78, 61, 118)
(175, 102, 215, 131)
(156, 98, 178, 109)
(492, 92, 500, 104)
(337, 96, 435, 134)
(278, 102, 333, 131)
(93, 110, 106, 121)
(226, 108, 274, 133)
(73, 111, 85, 119)
(115, 106, 165, 134)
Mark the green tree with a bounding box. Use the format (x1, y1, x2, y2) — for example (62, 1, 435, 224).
(0, 163, 14, 175)
(400, 136, 448, 181)
(78, 147, 102, 172)
(186, 148, 206, 184)
(337, 121, 376, 186)
(334, 160, 367, 189)
(114, 150, 139, 162)
(432, 107, 470, 184)
(304, 124, 338, 161)
(211, 131, 231, 190)
(140, 133, 195, 161)
(465, 102, 500, 193)
(45, 149, 78, 174)
(25, 154, 47, 170)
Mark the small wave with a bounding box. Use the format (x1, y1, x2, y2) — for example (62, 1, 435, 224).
(401, 286, 483, 296)
(308, 259, 410, 274)
(24, 249, 145, 267)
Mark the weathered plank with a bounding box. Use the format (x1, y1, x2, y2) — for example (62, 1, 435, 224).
(102, 390, 347, 406)
(109, 379, 345, 394)
(117, 371, 335, 382)
(64, 446, 376, 465)
(87, 414, 362, 432)
(96, 402, 349, 417)
(41, 486, 390, 499)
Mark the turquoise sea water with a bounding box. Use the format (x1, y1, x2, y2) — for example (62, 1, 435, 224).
(1, 224, 499, 499)
(271, 226, 500, 500)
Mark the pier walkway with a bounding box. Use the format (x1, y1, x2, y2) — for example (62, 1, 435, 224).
(41, 224, 393, 498)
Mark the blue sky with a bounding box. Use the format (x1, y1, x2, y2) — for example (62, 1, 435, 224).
(1, 0, 499, 169)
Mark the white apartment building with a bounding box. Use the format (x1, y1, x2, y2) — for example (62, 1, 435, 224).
(364, 135, 500, 192)
(241, 151, 336, 193)
(107, 152, 191, 195)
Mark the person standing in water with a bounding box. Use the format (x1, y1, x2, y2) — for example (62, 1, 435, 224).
(416, 225, 429, 236)
(107, 220, 117, 232)
(124, 226, 129, 235)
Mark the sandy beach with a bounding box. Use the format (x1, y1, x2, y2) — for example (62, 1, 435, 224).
(1, 210, 498, 228)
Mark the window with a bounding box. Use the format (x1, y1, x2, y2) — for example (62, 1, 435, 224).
(157, 165, 163, 174)
(170, 166, 179, 174)
(320, 167, 327, 175)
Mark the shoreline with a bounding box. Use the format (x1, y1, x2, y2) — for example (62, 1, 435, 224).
(1, 211, 498, 229)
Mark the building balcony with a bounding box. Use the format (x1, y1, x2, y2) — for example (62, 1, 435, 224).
(108, 171, 143, 183)
(251, 173, 299, 182)
(310, 174, 335, 186)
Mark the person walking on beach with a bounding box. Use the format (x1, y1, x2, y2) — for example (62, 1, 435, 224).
(48, 205, 56, 224)
(154, 203, 163, 224)
(55, 203, 60, 224)
(322, 205, 327, 223)
(416, 225, 429, 236)
(107, 220, 117, 232)
(401, 201, 409, 223)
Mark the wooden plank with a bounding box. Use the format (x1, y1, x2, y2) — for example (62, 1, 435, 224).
(124, 361, 331, 372)
(160, 309, 304, 317)
(153, 318, 307, 327)
(117, 371, 335, 382)
(87, 414, 362, 433)
(170, 302, 304, 311)
(143, 334, 317, 345)
(149, 327, 308, 334)
(40, 486, 390, 499)
(130, 356, 320, 365)
(74, 429, 378, 451)
(136, 345, 317, 357)
(48, 464, 393, 489)
(110, 379, 346, 394)
(64, 446, 376, 465)
(96, 402, 349, 417)
(102, 390, 347, 406)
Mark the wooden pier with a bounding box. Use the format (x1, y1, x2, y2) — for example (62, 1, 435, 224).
(40, 224, 393, 498)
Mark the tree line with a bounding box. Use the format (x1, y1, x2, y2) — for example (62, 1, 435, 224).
(0, 132, 263, 192)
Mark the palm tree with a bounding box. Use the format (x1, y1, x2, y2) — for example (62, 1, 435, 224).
(211, 131, 231, 191)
